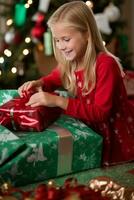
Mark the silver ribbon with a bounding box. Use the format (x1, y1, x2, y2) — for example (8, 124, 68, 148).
(49, 124, 73, 176)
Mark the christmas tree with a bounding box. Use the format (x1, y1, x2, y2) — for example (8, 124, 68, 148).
(0, 0, 132, 89)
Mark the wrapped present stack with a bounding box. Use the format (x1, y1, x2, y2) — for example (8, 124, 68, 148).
(0, 90, 103, 187)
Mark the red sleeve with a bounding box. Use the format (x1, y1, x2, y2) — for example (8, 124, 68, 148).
(40, 67, 62, 92)
(65, 57, 121, 123)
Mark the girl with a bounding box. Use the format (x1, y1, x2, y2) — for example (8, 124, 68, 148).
(18, 1, 134, 166)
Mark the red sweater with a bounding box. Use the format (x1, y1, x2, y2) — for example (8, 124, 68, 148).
(41, 53, 134, 166)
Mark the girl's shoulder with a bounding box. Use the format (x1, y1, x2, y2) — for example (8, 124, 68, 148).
(96, 52, 119, 70)
(96, 52, 122, 78)
(97, 52, 116, 64)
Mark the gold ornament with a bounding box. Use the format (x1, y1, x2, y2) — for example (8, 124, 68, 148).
(88, 176, 134, 200)
(89, 179, 108, 191)
(47, 180, 56, 188)
(1, 182, 12, 194)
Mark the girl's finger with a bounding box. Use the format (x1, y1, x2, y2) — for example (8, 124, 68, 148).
(38, 87, 43, 92)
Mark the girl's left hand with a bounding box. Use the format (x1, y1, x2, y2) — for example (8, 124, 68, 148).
(26, 92, 58, 107)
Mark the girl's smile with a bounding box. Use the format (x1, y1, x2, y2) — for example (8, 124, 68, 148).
(62, 50, 76, 60)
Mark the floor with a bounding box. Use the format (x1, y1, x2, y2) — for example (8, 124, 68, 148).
(22, 162, 134, 190)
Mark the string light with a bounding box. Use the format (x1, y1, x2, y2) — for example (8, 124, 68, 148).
(23, 49, 29, 55)
(103, 41, 106, 46)
(86, 1, 93, 9)
(6, 19, 13, 26)
(25, 37, 31, 43)
(4, 49, 12, 57)
(28, 0, 33, 5)
(11, 67, 17, 74)
(0, 57, 4, 64)
(25, 3, 30, 8)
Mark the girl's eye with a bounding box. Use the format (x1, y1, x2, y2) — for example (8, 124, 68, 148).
(64, 38, 70, 42)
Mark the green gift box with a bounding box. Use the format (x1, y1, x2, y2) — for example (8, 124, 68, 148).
(0, 90, 19, 106)
(0, 90, 103, 186)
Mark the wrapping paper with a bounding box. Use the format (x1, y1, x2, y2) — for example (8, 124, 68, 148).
(0, 89, 18, 106)
(0, 115, 103, 186)
(0, 90, 103, 186)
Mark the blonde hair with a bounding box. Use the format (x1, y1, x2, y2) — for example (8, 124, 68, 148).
(47, 1, 124, 95)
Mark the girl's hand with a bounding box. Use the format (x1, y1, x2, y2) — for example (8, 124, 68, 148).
(26, 91, 68, 109)
(18, 80, 42, 97)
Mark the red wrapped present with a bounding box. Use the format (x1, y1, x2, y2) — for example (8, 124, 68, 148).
(0, 91, 61, 132)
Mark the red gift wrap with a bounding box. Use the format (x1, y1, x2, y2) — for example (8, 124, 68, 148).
(0, 91, 61, 132)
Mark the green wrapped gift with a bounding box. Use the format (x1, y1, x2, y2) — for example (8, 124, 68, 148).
(0, 125, 26, 166)
(0, 90, 103, 186)
(54, 115, 103, 172)
(0, 90, 19, 106)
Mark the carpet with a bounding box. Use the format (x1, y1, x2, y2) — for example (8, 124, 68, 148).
(54, 162, 134, 188)
(22, 162, 134, 190)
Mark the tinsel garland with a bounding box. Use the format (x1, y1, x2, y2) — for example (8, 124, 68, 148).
(0, 177, 134, 200)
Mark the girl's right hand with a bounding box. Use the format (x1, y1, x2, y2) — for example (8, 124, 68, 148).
(18, 80, 42, 97)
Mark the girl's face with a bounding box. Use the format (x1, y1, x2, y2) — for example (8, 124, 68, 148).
(51, 23, 88, 64)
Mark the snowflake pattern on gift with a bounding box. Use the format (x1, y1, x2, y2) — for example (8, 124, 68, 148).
(0, 126, 18, 142)
(0, 90, 18, 106)
(76, 129, 92, 140)
(79, 153, 88, 162)
(27, 143, 47, 166)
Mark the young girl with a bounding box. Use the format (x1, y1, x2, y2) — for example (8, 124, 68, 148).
(18, 1, 134, 166)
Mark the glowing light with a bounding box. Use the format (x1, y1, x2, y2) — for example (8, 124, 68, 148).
(23, 49, 29, 55)
(86, 1, 93, 9)
(0, 70, 2, 76)
(11, 67, 17, 74)
(6, 19, 13, 26)
(28, 0, 33, 5)
(0, 57, 4, 64)
(25, 37, 31, 43)
(4, 49, 12, 57)
(25, 3, 30, 8)
(103, 41, 106, 46)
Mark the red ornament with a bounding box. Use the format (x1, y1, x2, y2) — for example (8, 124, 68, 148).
(47, 187, 61, 200)
(31, 13, 45, 42)
(31, 25, 45, 40)
(35, 184, 47, 200)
